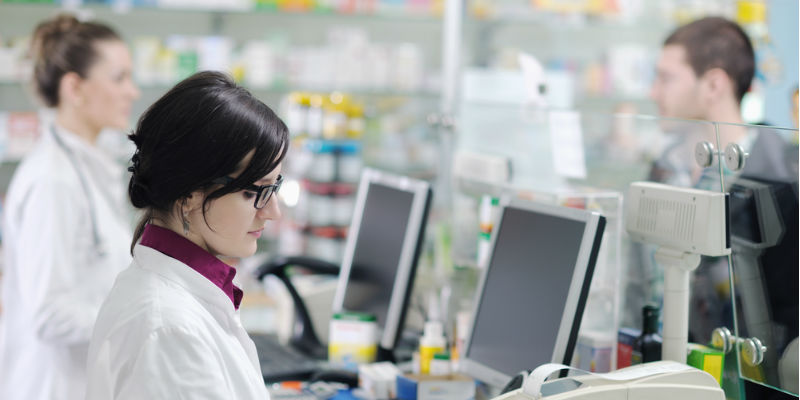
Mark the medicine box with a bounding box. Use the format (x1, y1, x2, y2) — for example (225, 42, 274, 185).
(576, 331, 614, 373)
(359, 362, 401, 399)
(617, 327, 640, 369)
(396, 373, 474, 400)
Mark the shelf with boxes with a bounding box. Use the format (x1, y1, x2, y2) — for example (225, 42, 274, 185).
(284, 139, 362, 262)
(0, 0, 446, 18)
(460, 0, 782, 119)
(278, 91, 363, 262)
(0, 31, 437, 101)
(0, 81, 438, 103)
(277, 89, 437, 261)
(0, 2, 443, 117)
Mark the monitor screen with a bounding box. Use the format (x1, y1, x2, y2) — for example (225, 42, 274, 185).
(341, 183, 413, 326)
(333, 169, 432, 354)
(460, 200, 605, 387)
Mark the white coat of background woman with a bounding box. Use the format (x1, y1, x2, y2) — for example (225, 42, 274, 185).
(0, 14, 139, 400)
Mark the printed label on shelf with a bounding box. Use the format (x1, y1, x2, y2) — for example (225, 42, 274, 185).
(548, 110, 586, 179)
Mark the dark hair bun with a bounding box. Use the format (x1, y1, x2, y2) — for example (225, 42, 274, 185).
(127, 148, 154, 209)
(128, 174, 152, 210)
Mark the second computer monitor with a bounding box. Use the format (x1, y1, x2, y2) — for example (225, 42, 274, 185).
(459, 198, 606, 388)
(332, 168, 432, 355)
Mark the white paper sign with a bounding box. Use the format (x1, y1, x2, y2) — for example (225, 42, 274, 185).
(548, 110, 587, 179)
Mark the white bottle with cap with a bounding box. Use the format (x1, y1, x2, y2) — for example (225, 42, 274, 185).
(419, 321, 446, 374)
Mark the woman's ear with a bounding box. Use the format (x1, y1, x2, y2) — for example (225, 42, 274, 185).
(183, 191, 205, 215)
(58, 71, 84, 107)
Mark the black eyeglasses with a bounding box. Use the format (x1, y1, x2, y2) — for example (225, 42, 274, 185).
(212, 175, 283, 209)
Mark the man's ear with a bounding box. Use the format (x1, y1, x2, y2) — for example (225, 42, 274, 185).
(58, 71, 84, 107)
(700, 67, 735, 102)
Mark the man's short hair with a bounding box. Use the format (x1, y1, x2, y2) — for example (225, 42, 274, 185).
(665, 16, 755, 103)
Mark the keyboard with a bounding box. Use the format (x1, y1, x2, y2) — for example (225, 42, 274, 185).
(249, 333, 322, 383)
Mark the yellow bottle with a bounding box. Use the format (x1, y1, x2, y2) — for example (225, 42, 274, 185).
(419, 321, 446, 374)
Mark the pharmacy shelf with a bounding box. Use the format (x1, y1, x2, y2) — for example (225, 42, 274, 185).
(0, 2, 674, 29)
(0, 78, 439, 97)
(0, 80, 439, 121)
(0, 3, 446, 72)
(469, 10, 671, 29)
(0, 2, 443, 22)
(0, 3, 444, 115)
(0, 79, 654, 125)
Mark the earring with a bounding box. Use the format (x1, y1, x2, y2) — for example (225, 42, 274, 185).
(182, 212, 190, 236)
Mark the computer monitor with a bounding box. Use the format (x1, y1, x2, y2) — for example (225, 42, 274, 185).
(332, 168, 432, 359)
(459, 198, 606, 388)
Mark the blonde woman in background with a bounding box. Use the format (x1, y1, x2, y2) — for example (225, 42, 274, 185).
(0, 14, 139, 400)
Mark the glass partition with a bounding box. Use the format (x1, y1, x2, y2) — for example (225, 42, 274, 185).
(455, 105, 725, 328)
(448, 101, 798, 398)
(716, 122, 799, 396)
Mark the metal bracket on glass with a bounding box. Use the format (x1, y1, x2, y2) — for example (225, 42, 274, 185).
(694, 141, 749, 171)
(712, 327, 736, 353)
(695, 141, 719, 168)
(723, 143, 749, 171)
(440, 114, 456, 131)
(427, 113, 457, 131)
(711, 327, 767, 366)
(741, 336, 767, 367)
(427, 112, 441, 128)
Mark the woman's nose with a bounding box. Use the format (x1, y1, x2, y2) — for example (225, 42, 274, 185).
(258, 198, 281, 221)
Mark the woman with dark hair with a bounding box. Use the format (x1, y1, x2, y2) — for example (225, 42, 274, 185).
(85, 71, 289, 399)
(0, 14, 139, 400)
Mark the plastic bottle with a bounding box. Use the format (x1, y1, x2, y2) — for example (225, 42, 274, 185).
(477, 196, 499, 268)
(345, 102, 365, 139)
(419, 321, 446, 374)
(452, 309, 471, 365)
(307, 93, 324, 139)
(631, 304, 662, 364)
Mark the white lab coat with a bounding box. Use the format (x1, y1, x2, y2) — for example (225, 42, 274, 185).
(86, 244, 269, 400)
(0, 125, 132, 400)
